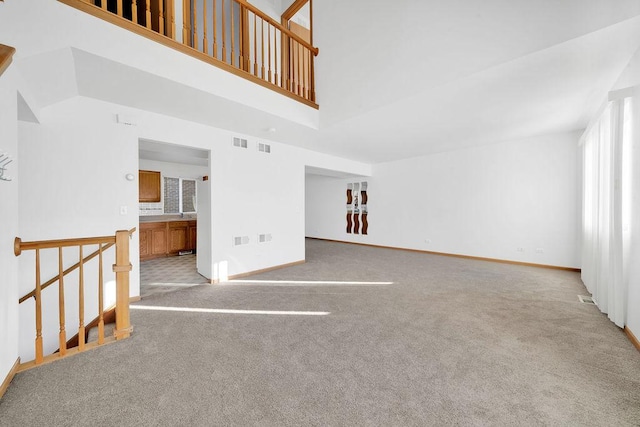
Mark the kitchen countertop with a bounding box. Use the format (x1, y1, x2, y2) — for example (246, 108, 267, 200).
(139, 215, 197, 223)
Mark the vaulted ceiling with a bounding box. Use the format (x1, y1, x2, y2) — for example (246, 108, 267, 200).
(9, 0, 640, 164)
(312, 0, 640, 162)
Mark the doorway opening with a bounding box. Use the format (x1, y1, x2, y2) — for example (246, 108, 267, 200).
(138, 139, 212, 298)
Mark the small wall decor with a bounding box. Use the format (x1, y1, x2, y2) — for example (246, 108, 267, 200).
(346, 183, 353, 233)
(353, 182, 360, 234)
(346, 181, 368, 235)
(0, 150, 13, 181)
(361, 181, 368, 235)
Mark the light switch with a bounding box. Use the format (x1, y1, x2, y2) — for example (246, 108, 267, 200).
(120, 206, 128, 215)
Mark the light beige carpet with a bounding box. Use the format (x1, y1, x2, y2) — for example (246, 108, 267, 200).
(1, 239, 639, 426)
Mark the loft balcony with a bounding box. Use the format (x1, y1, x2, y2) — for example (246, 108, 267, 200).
(59, 0, 318, 108)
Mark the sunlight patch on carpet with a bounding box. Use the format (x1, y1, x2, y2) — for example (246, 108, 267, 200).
(131, 305, 330, 316)
(223, 280, 394, 287)
(145, 282, 204, 287)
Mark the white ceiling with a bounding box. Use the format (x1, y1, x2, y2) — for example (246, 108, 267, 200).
(313, 0, 640, 162)
(305, 165, 365, 179)
(315, 0, 640, 125)
(139, 139, 209, 166)
(17, 0, 640, 165)
(314, 13, 640, 161)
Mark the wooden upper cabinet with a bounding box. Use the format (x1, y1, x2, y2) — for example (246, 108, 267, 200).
(139, 170, 161, 202)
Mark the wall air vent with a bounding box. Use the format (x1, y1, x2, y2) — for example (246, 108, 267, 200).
(233, 137, 248, 148)
(258, 233, 272, 243)
(258, 142, 271, 153)
(116, 114, 137, 126)
(234, 236, 250, 246)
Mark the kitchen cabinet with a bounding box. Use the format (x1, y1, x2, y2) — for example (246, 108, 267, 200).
(168, 221, 189, 255)
(139, 170, 161, 202)
(140, 220, 196, 260)
(188, 222, 197, 251)
(140, 222, 168, 260)
(140, 227, 150, 258)
(150, 225, 168, 256)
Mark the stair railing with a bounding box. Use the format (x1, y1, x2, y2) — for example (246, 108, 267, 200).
(14, 228, 135, 371)
(0, 44, 16, 78)
(60, 0, 318, 106)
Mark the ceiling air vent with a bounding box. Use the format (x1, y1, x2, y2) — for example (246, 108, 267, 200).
(233, 137, 248, 148)
(258, 142, 271, 153)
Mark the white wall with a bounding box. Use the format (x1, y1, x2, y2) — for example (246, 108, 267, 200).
(196, 178, 212, 279)
(610, 47, 640, 338)
(210, 136, 304, 280)
(0, 66, 20, 384)
(122, 102, 307, 281)
(17, 117, 139, 361)
(628, 91, 640, 339)
(36, 95, 368, 282)
(307, 131, 581, 268)
(248, 0, 283, 20)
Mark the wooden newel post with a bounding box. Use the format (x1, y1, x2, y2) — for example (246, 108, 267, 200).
(113, 230, 133, 340)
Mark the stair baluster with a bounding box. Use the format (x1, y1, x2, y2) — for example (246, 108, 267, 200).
(14, 228, 135, 372)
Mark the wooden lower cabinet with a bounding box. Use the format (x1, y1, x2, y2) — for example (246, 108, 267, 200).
(168, 221, 189, 255)
(151, 226, 168, 256)
(139, 222, 166, 260)
(140, 228, 150, 258)
(188, 223, 197, 251)
(140, 220, 196, 261)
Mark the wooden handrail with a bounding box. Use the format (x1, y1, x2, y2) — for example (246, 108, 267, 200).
(19, 241, 115, 303)
(15, 227, 135, 255)
(59, 0, 318, 106)
(0, 44, 16, 78)
(234, 0, 318, 55)
(15, 228, 135, 371)
(16, 227, 136, 303)
(15, 235, 115, 255)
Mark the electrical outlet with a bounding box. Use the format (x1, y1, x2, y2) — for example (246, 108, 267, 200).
(535, 248, 544, 253)
(120, 206, 128, 215)
(425, 239, 431, 244)
(516, 247, 525, 252)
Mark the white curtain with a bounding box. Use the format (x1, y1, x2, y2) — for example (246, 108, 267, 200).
(581, 97, 632, 328)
